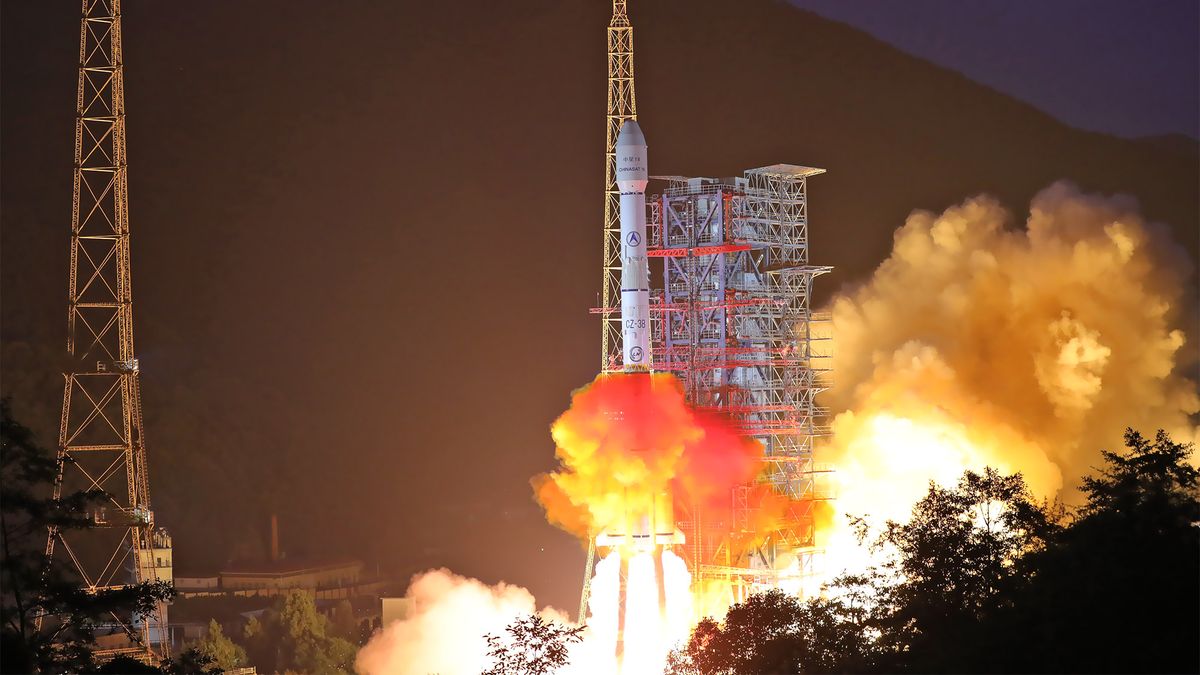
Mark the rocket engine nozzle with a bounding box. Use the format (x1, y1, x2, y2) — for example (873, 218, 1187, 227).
(595, 490, 685, 553)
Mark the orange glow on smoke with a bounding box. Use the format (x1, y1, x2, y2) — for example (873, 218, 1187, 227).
(819, 407, 1061, 577)
(533, 372, 761, 547)
(533, 373, 763, 670)
(356, 185, 1195, 675)
(816, 185, 1199, 580)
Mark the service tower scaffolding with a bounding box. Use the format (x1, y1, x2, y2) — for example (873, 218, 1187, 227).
(648, 170, 832, 603)
(583, 1, 832, 621)
(42, 0, 169, 662)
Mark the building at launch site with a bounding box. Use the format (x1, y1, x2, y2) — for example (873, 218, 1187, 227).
(584, 0, 832, 618)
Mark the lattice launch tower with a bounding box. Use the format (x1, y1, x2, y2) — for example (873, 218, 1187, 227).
(600, 0, 639, 373)
(43, 0, 169, 661)
(584, 0, 832, 617)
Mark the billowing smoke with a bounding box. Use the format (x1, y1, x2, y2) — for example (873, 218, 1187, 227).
(820, 182, 1198, 571)
(532, 372, 762, 540)
(357, 375, 764, 673)
(355, 569, 577, 675)
(360, 184, 1197, 670)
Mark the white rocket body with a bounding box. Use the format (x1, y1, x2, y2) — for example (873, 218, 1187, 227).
(615, 121, 651, 372)
(602, 122, 685, 551)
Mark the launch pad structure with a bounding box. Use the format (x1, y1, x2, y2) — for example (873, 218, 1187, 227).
(583, 0, 832, 619)
(649, 170, 832, 596)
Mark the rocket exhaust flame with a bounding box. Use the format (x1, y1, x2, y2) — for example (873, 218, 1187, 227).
(358, 184, 1194, 674)
(532, 373, 761, 546)
(535, 119, 768, 670)
(532, 367, 762, 671)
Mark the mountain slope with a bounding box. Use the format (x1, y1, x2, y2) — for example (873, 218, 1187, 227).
(2, 0, 1194, 609)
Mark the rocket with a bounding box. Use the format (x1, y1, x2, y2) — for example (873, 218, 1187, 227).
(616, 120, 651, 372)
(601, 120, 684, 553)
(606, 121, 686, 668)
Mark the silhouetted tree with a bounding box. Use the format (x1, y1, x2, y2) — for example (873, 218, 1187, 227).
(160, 647, 218, 675)
(1, 399, 175, 673)
(481, 614, 585, 675)
(79, 649, 213, 675)
(984, 429, 1199, 674)
(670, 429, 1199, 674)
(330, 598, 357, 642)
(666, 589, 874, 674)
(92, 655, 168, 674)
(354, 617, 374, 646)
(871, 468, 1058, 671)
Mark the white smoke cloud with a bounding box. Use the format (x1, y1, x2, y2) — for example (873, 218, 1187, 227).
(360, 184, 1199, 670)
(356, 569, 575, 675)
(819, 182, 1198, 548)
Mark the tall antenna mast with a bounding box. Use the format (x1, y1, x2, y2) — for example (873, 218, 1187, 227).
(580, 0, 640, 624)
(44, 0, 168, 661)
(600, 0, 638, 373)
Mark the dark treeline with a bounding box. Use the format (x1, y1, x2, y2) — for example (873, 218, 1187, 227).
(1, 399, 194, 674)
(1, 399, 364, 674)
(667, 430, 1199, 675)
(6, 392, 1198, 674)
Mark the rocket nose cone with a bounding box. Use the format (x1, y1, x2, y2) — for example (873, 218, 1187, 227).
(616, 120, 646, 147)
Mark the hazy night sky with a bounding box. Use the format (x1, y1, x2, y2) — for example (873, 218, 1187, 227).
(1, 0, 1195, 613)
(792, 0, 1200, 139)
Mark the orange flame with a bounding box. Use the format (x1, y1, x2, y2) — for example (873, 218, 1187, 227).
(532, 372, 761, 543)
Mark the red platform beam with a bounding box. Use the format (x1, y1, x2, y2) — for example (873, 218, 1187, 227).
(647, 242, 752, 258)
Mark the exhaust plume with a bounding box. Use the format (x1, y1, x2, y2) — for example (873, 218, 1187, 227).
(532, 372, 762, 542)
(820, 182, 1198, 571)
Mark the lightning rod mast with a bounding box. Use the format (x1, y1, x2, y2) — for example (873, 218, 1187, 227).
(580, 0, 640, 624)
(43, 0, 169, 662)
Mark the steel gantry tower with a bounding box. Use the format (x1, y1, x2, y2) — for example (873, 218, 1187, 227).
(649, 170, 833, 602)
(601, 0, 638, 374)
(580, 0, 641, 624)
(582, 1, 834, 620)
(43, 0, 169, 661)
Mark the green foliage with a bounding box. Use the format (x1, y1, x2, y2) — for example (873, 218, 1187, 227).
(671, 429, 1199, 674)
(189, 619, 248, 671)
(871, 467, 1057, 671)
(481, 614, 585, 675)
(991, 429, 1200, 674)
(160, 647, 218, 675)
(329, 598, 357, 642)
(666, 591, 873, 674)
(1, 398, 176, 674)
(241, 589, 357, 674)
